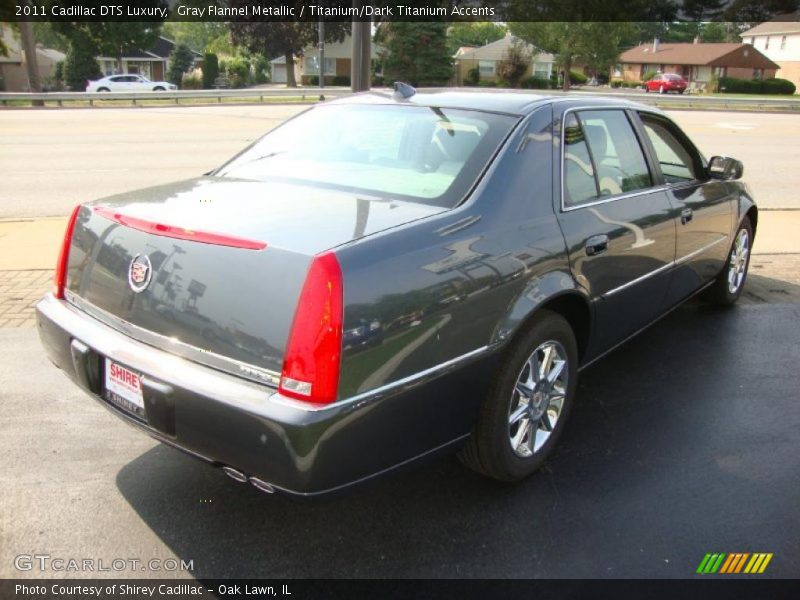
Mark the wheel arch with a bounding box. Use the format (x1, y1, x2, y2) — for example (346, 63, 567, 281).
(496, 276, 592, 365)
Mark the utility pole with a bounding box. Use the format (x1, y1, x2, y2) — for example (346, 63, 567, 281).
(350, 3, 371, 92)
(318, 18, 325, 92)
(19, 20, 43, 105)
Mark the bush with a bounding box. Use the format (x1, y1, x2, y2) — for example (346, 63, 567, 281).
(167, 44, 195, 87)
(252, 54, 270, 84)
(226, 55, 250, 88)
(521, 76, 551, 89)
(642, 70, 658, 82)
(762, 78, 796, 94)
(465, 67, 480, 86)
(332, 75, 350, 86)
(371, 74, 384, 87)
(477, 80, 497, 88)
(610, 78, 623, 88)
(496, 41, 531, 88)
(202, 53, 219, 89)
(181, 72, 203, 89)
(718, 76, 796, 95)
(63, 39, 101, 91)
(569, 70, 588, 85)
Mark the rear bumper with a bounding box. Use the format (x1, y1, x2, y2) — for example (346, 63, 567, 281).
(36, 295, 489, 496)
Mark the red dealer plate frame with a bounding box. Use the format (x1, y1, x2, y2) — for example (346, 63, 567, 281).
(104, 359, 146, 420)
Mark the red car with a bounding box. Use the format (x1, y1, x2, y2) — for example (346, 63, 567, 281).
(644, 73, 687, 94)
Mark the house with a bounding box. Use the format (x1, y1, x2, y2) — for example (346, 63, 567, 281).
(0, 23, 65, 91)
(96, 36, 202, 81)
(270, 35, 380, 85)
(616, 40, 779, 89)
(452, 34, 555, 86)
(740, 12, 800, 91)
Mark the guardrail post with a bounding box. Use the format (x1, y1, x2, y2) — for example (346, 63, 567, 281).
(175, 97, 179, 105)
(57, 99, 62, 107)
(132, 98, 136, 106)
(217, 95, 221, 103)
(89, 99, 93, 107)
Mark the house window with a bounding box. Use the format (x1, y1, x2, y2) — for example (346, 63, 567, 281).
(478, 61, 495, 77)
(781, 36, 787, 50)
(306, 57, 335, 76)
(714, 67, 727, 77)
(532, 62, 550, 79)
(753, 68, 763, 80)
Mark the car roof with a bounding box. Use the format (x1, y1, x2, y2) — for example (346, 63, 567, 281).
(329, 89, 657, 117)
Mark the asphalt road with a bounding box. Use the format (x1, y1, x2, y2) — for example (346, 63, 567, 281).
(2, 300, 798, 579)
(1, 104, 799, 218)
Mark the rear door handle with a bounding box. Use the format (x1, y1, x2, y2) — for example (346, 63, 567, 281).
(681, 208, 693, 224)
(585, 234, 609, 256)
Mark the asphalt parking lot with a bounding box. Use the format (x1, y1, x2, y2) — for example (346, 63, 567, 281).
(1, 300, 798, 579)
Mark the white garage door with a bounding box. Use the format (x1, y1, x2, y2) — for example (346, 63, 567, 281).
(272, 65, 286, 84)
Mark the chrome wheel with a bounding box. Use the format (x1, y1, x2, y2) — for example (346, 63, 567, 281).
(508, 341, 568, 457)
(727, 228, 750, 294)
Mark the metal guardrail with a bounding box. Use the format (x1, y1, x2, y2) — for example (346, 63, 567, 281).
(0, 87, 354, 106)
(1, 86, 798, 111)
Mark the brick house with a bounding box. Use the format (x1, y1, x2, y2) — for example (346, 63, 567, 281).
(452, 34, 555, 86)
(616, 40, 779, 90)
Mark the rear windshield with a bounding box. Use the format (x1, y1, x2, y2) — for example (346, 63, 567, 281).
(215, 104, 518, 207)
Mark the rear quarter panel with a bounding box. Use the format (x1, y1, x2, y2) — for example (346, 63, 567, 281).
(334, 104, 578, 442)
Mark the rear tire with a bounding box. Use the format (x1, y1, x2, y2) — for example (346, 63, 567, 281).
(97, 87, 110, 92)
(705, 216, 753, 306)
(659, 85, 666, 94)
(153, 86, 165, 92)
(458, 311, 578, 482)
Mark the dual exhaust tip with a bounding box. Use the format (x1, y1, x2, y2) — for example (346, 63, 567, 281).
(221, 465, 275, 494)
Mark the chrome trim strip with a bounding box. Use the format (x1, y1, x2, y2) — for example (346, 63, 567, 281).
(602, 261, 675, 298)
(602, 235, 729, 299)
(674, 234, 728, 265)
(270, 344, 495, 412)
(558, 105, 668, 213)
(64, 292, 281, 387)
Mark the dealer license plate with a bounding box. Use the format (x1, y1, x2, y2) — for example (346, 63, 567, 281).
(104, 359, 145, 419)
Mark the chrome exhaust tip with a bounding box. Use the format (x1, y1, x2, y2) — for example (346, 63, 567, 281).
(221, 466, 248, 483)
(250, 477, 276, 494)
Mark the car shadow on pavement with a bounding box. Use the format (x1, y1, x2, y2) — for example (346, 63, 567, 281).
(115, 298, 800, 579)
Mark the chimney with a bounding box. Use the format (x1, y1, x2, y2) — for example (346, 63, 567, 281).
(653, 38, 660, 53)
(693, 36, 700, 44)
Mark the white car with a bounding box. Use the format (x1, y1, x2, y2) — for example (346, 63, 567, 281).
(86, 74, 177, 93)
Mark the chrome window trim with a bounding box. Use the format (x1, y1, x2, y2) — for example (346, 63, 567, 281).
(559, 105, 664, 213)
(270, 344, 495, 413)
(64, 291, 282, 387)
(602, 235, 729, 298)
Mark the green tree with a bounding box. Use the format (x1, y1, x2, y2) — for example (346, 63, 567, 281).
(447, 22, 506, 54)
(167, 43, 195, 87)
(510, 22, 634, 91)
(62, 37, 101, 91)
(229, 2, 349, 88)
(202, 53, 219, 89)
(162, 22, 229, 53)
(377, 22, 453, 87)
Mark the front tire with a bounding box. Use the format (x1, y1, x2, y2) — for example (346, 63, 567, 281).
(459, 311, 578, 482)
(659, 85, 666, 94)
(706, 217, 753, 306)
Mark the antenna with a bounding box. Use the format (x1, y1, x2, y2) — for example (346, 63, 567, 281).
(393, 82, 416, 100)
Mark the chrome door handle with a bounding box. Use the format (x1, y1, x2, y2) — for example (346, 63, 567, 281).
(681, 208, 693, 224)
(585, 234, 609, 256)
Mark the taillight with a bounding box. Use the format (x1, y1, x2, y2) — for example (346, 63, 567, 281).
(53, 205, 82, 299)
(279, 252, 343, 405)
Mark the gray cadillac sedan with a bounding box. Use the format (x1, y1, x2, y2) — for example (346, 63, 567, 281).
(37, 87, 756, 495)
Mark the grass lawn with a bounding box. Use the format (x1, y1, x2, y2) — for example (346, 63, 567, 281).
(0, 96, 323, 109)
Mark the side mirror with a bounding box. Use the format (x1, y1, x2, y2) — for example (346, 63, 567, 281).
(708, 156, 744, 180)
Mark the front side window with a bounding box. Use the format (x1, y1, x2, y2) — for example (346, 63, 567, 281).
(640, 114, 701, 184)
(563, 110, 652, 207)
(216, 104, 518, 208)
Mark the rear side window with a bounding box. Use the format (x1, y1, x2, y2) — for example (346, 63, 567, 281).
(640, 115, 700, 183)
(563, 109, 652, 208)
